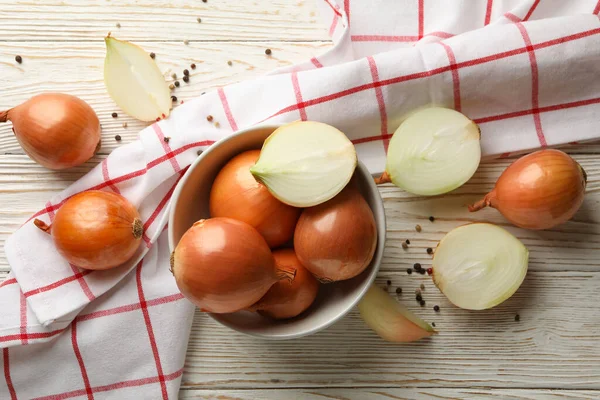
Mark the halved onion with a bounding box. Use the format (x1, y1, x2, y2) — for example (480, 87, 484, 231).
(377, 107, 481, 196)
(250, 121, 357, 207)
(432, 223, 529, 310)
(358, 285, 436, 342)
(104, 35, 171, 122)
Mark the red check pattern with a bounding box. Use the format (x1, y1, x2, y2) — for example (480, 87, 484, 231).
(3, 0, 600, 398)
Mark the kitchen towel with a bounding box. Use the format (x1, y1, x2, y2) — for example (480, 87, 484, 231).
(2, 0, 600, 398)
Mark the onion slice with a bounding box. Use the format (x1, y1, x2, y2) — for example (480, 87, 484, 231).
(250, 121, 357, 207)
(377, 107, 481, 196)
(358, 284, 436, 342)
(104, 34, 171, 122)
(432, 223, 529, 310)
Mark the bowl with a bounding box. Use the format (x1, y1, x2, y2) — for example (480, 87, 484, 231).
(168, 123, 386, 340)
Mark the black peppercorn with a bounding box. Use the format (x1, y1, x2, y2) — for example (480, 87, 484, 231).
(15, 55, 22, 64)
(183, 76, 189, 83)
(515, 314, 520, 321)
(265, 48, 272, 55)
(171, 95, 177, 102)
(112, 112, 118, 118)
(432, 322, 436, 327)
(413, 263, 422, 270)
(416, 294, 423, 302)
(427, 248, 433, 254)
(419, 269, 426, 275)
(405, 239, 410, 245)
(386, 280, 391, 286)
(433, 305, 440, 312)
(163, 137, 170, 143)
(429, 216, 435, 222)
(115, 135, 122, 141)
(183, 69, 189, 76)
(420, 300, 426, 306)
(406, 269, 412, 275)
(174, 81, 180, 87)
(150, 52, 155, 59)
(396, 287, 402, 294)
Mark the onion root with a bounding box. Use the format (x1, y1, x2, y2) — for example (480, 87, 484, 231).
(374, 171, 391, 185)
(34, 218, 51, 233)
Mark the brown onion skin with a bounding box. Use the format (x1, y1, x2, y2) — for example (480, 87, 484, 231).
(209, 150, 301, 248)
(248, 249, 319, 320)
(172, 217, 295, 314)
(0, 93, 101, 170)
(38, 190, 143, 270)
(469, 149, 587, 230)
(294, 182, 377, 282)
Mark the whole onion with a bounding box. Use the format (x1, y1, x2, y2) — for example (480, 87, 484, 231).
(1, 93, 101, 170)
(294, 182, 377, 282)
(248, 249, 319, 319)
(469, 149, 587, 230)
(209, 150, 301, 248)
(34, 190, 143, 270)
(171, 217, 296, 314)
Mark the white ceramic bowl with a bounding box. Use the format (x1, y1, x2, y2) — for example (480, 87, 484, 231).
(168, 123, 386, 340)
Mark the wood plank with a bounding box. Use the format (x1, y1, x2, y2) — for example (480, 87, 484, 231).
(179, 271, 600, 390)
(0, 41, 332, 156)
(0, 153, 598, 272)
(178, 388, 600, 399)
(0, 0, 327, 41)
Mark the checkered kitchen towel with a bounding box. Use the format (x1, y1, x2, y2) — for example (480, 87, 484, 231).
(2, 0, 600, 398)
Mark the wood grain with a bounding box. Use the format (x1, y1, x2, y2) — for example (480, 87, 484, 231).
(0, 153, 599, 272)
(1, 0, 600, 396)
(177, 270, 600, 390)
(0, 0, 328, 41)
(178, 388, 600, 399)
(0, 41, 332, 156)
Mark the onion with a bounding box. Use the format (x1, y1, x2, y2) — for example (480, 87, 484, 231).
(358, 284, 436, 342)
(248, 249, 319, 319)
(34, 190, 143, 270)
(250, 121, 357, 207)
(209, 150, 301, 248)
(432, 223, 529, 310)
(0, 93, 101, 170)
(376, 107, 481, 196)
(104, 35, 171, 122)
(171, 217, 296, 314)
(294, 182, 377, 282)
(469, 149, 587, 230)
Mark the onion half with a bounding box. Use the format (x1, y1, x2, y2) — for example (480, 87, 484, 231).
(432, 223, 529, 310)
(250, 121, 357, 207)
(377, 107, 481, 196)
(358, 285, 437, 342)
(104, 35, 171, 122)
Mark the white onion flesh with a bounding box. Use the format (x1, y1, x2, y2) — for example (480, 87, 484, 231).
(358, 285, 436, 342)
(250, 121, 357, 207)
(104, 35, 171, 122)
(432, 223, 529, 310)
(385, 107, 481, 196)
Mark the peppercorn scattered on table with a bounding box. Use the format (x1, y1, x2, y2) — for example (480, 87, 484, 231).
(1, 1, 599, 399)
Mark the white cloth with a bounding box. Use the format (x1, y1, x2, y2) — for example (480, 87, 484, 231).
(2, 0, 600, 398)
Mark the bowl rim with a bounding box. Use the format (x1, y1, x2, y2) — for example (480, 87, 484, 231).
(167, 122, 386, 340)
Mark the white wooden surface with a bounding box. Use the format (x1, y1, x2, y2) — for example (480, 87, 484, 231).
(1, 1, 599, 399)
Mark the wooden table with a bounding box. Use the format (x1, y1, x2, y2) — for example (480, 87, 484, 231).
(1, 1, 599, 399)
